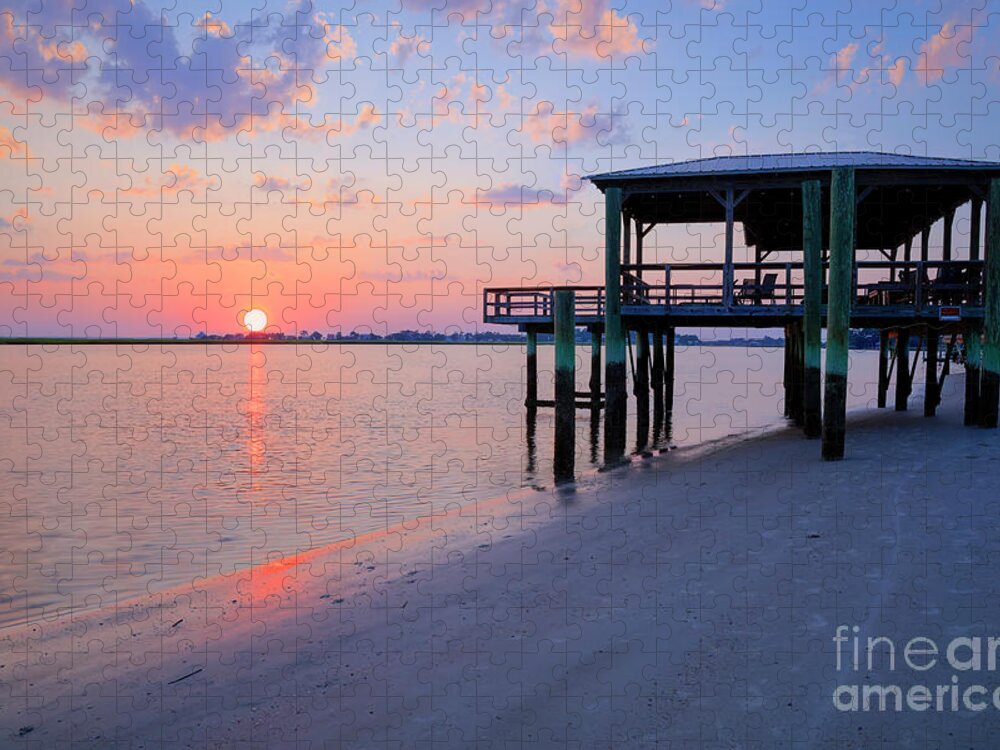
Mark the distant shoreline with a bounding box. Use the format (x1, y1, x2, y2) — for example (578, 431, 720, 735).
(0, 338, 521, 346)
(0, 336, 881, 349)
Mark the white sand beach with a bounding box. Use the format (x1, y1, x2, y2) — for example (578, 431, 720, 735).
(3, 374, 1000, 748)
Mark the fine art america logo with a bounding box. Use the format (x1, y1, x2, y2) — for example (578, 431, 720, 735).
(833, 626, 1000, 712)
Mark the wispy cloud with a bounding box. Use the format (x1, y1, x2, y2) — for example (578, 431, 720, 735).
(546, 0, 646, 60)
(916, 21, 971, 82)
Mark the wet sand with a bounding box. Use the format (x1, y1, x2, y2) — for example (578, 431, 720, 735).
(3, 374, 1000, 748)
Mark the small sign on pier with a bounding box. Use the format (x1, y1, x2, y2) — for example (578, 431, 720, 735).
(939, 306, 962, 321)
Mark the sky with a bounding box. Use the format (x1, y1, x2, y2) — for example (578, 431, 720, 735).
(0, 0, 998, 337)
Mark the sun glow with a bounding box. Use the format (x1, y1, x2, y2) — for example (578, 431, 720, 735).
(244, 308, 268, 333)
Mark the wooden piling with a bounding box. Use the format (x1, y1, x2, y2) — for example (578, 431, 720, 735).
(981, 178, 1000, 428)
(553, 290, 576, 482)
(589, 327, 602, 405)
(877, 329, 890, 408)
(623, 211, 631, 266)
(970, 198, 983, 261)
(525, 329, 538, 406)
(965, 324, 981, 426)
(895, 329, 911, 411)
(603, 187, 628, 463)
(635, 217, 644, 282)
(723, 189, 735, 306)
(784, 324, 801, 421)
(802, 179, 823, 437)
(924, 328, 939, 417)
(635, 329, 651, 451)
(942, 208, 954, 261)
(822, 167, 854, 460)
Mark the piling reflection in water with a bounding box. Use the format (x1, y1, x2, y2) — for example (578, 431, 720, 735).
(525, 329, 682, 485)
(589, 404, 601, 465)
(634, 330, 650, 454)
(525, 404, 537, 478)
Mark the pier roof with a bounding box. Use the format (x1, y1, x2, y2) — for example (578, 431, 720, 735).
(586, 151, 1000, 184)
(585, 151, 1000, 253)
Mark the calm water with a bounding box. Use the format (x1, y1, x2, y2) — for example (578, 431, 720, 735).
(0, 342, 891, 628)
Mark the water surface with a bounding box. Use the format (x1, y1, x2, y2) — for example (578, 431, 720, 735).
(0, 342, 891, 628)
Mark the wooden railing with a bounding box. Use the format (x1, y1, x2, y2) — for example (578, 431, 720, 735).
(623, 262, 806, 306)
(622, 260, 984, 310)
(853, 260, 983, 308)
(483, 286, 605, 321)
(483, 260, 984, 323)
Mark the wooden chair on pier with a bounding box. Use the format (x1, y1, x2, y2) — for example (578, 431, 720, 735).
(929, 265, 969, 305)
(736, 272, 778, 305)
(865, 268, 923, 306)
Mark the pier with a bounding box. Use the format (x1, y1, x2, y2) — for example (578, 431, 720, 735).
(482, 152, 1000, 465)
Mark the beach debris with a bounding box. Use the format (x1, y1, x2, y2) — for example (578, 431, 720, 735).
(167, 668, 204, 685)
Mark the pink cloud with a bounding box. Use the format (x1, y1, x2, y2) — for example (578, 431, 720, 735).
(888, 57, 907, 87)
(547, 0, 645, 60)
(916, 21, 971, 82)
(390, 33, 425, 64)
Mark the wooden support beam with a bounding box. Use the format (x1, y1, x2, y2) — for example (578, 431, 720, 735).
(924, 328, 939, 417)
(535, 398, 604, 409)
(525, 329, 538, 406)
(920, 226, 930, 262)
(802, 179, 823, 437)
(965, 323, 982, 426)
(938, 334, 956, 406)
(635, 329, 650, 452)
(623, 210, 631, 267)
(981, 178, 1000, 428)
(724, 188, 735, 307)
(909, 335, 924, 389)
(589, 328, 602, 405)
(822, 167, 855, 460)
(895, 330, 911, 411)
(603, 187, 628, 464)
(943, 208, 954, 261)
(904, 237, 912, 262)
(970, 198, 983, 261)
(635, 217, 644, 282)
(553, 290, 576, 483)
(877, 329, 890, 409)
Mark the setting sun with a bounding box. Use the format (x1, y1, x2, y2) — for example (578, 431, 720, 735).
(243, 308, 267, 333)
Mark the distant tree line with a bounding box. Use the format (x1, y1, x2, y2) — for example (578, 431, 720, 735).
(189, 327, 886, 349)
